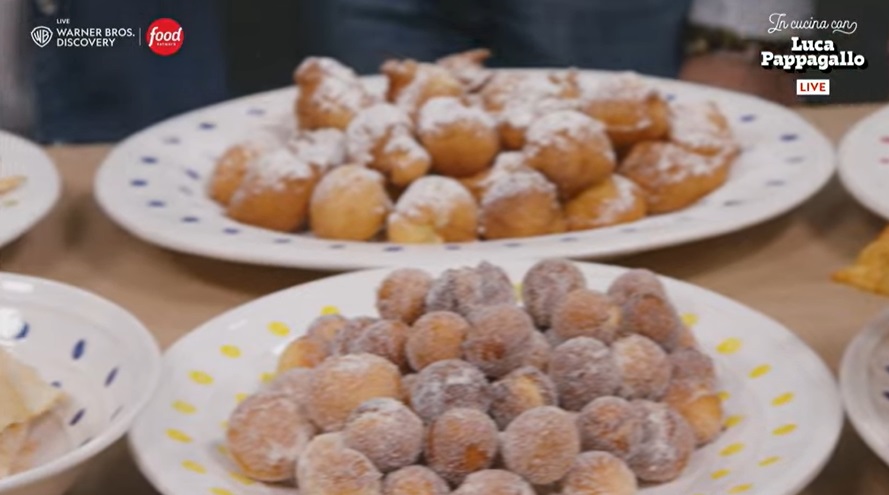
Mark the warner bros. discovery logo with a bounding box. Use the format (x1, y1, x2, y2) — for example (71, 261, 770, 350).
(31, 26, 53, 47)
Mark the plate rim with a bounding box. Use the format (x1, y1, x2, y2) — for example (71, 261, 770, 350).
(128, 260, 843, 495)
(95, 70, 837, 270)
(0, 131, 62, 250)
(840, 308, 889, 467)
(838, 105, 889, 221)
(0, 272, 163, 493)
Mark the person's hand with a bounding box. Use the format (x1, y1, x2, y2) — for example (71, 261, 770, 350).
(679, 52, 799, 106)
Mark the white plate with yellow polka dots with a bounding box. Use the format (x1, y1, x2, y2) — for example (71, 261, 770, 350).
(0, 131, 61, 249)
(128, 260, 842, 495)
(840, 309, 889, 467)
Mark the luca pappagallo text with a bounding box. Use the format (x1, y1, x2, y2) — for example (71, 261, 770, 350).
(761, 37, 867, 72)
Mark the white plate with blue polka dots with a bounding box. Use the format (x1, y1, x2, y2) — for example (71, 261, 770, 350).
(95, 71, 835, 270)
(0, 131, 61, 250)
(128, 260, 842, 495)
(0, 272, 161, 495)
(840, 309, 889, 468)
(839, 105, 889, 221)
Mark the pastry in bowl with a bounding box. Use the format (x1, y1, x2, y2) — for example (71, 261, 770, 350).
(0, 273, 161, 495)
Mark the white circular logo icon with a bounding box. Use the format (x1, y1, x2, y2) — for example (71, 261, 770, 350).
(31, 26, 53, 47)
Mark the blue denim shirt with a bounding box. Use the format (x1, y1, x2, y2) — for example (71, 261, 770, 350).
(29, 0, 228, 143)
(320, 0, 694, 77)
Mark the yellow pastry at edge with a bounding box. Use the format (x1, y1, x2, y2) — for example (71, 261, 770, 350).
(833, 226, 889, 296)
(0, 349, 64, 478)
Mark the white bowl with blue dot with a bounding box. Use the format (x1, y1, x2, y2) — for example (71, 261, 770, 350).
(0, 273, 161, 495)
(95, 70, 836, 270)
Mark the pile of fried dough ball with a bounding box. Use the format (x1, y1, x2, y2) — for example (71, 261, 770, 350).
(209, 50, 740, 243)
(225, 259, 725, 495)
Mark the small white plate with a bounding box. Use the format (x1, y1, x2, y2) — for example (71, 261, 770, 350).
(95, 71, 835, 270)
(129, 260, 842, 495)
(839, 106, 889, 220)
(0, 273, 162, 495)
(0, 132, 61, 250)
(840, 309, 889, 467)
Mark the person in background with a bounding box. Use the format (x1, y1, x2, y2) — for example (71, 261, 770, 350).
(5, 0, 879, 143)
(0, 0, 227, 143)
(316, 0, 812, 106)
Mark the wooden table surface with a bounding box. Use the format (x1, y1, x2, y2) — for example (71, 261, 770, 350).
(2, 103, 889, 495)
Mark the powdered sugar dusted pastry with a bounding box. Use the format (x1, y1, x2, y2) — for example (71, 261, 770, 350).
(484, 71, 580, 150)
(209, 131, 281, 205)
(346, 103, 431, 187)
(620, 141, 733, 214)
(564, 175, 647, 231)
(580, 72, 670, 149)
(418, 97, 500, 178)
(387, 176, 478, 244)
(523, 110, 616, 200)
(479, 169, 565, 240)
(459, 151, 531, 201)
(227, 148, 318, 232)
(669, 100, 738, 156)
(310, 165, 392, 240)
(288, 128, 347, 174)
(382, 59, 464, 116)
(436, 48, 493, 92)
(295, 57, 372, 130)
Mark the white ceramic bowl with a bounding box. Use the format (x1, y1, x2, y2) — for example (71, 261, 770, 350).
(0, 273, 162, 495)
(840, 309, 889, 467)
